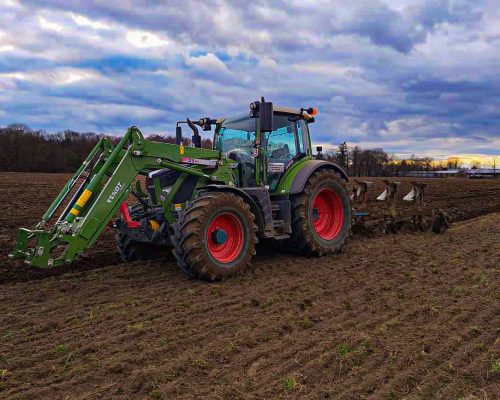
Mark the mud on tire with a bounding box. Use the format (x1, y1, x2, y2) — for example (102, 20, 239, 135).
(172, 192, 258, 281)
(288, 169, 351, 257)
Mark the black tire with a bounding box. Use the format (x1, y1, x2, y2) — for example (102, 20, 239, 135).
(172, 192, 258, 281)
(288, 169, 351, 257)
(115, 231, 169, 262)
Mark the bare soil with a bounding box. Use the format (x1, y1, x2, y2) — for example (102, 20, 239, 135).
(0, 172, 499, 399)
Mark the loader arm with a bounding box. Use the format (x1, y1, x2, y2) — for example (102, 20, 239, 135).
(9, 126, 227, 268)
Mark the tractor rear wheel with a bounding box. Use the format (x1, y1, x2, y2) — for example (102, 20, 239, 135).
(172, 192, 257, 281)
(288, 169, 351, 257)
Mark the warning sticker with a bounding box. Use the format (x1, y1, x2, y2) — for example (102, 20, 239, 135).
(267, 163, 285, 173)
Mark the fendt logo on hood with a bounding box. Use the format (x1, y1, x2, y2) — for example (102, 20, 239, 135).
(107, 181, 123, 204)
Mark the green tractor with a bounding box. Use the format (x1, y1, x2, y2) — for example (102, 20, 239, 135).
(10, 99, 351, 281)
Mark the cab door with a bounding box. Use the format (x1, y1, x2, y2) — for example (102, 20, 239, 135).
(264, 115, 305, 190)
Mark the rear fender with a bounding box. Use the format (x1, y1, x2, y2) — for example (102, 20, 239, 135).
(276, 160, 348, 195)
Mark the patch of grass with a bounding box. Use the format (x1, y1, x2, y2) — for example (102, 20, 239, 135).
(20, 324, 39, 337)
(51, 344, 70, 356)
(259, 333, 272, 342)
(260, 297, 279, 309)
(386, 391, 396, 400)
(298, 317, 314, 330)
(491, 360, 500, 373)
(404, 271, 416, 279)
(62, 352, 76, 369)
(446, 362, 456, 374)
(282, 376, 297, 391)
(193, 358, 208, 369)
(452, 286, 465, 295)
(177, 301, 192, 309)
(297, 298, 312, 310)
(211, 285, 223, 297)
(149, 389, 163, 399)
(126, 299, 141, 307)
(0, 369, 7, 381)
(128, 322, 145, 331)
(226, 341, 237, 352)
(339, 344, 350, 357)
(467, 325, 481, 336)
(478, 272, 489, 286)
(2, 331, 13, 340)
(88, 307, 97, 320)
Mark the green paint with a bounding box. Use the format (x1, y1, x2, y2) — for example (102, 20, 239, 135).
(272, 156, 313, 195)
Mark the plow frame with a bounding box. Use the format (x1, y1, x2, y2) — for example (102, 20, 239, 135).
(351, 179, 450, 234)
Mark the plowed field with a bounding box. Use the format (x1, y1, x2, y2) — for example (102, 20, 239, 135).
(0, 173, 499, 399)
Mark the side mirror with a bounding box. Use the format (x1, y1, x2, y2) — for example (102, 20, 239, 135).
(250, 97, 273, 133)
(259, 100, 273, 133)
(176, 126, 183, 145)
(316, 146, 323, 153)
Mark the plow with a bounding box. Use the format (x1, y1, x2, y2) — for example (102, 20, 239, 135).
(351, 180, 450, 235)
(9, 98, 450, 281)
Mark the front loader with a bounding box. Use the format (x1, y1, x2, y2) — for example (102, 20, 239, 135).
(10, 99, 352, 281)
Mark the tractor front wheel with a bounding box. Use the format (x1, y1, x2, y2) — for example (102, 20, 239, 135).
(172, 192, 257, 281)
(288, 170, 351, 257)
(116, 231, 169, 262)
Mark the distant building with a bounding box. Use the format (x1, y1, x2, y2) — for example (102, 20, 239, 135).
(404, 168, 499, 179)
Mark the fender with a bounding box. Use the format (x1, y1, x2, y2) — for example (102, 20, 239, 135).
(283, 160, 349, 195)
(198, 185, 266, 235)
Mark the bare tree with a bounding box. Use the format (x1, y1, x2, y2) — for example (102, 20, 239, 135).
(493, 155, 499, 178)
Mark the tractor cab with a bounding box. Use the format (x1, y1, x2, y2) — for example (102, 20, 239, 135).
(214, 103, 315, 191)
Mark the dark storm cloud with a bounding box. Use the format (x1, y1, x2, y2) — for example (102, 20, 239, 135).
(0, 0, 498, 160)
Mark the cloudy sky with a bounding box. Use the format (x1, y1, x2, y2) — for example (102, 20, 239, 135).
(0, 0, 499, 162)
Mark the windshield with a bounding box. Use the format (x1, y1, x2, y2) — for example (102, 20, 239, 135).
(215, 115, 256, 156)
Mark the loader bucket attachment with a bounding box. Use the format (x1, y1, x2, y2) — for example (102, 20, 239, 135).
(9, 127, 145, 268)
(9, 228, 74, 267)
(9, 229, 50, 266)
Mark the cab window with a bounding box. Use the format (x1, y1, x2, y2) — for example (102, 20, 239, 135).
(266, 115, 301, 189)
(266, 115, 298, 163)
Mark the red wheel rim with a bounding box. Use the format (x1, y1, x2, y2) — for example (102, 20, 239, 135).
(311, 188, 344, 240)
(207, 212, 245, 263)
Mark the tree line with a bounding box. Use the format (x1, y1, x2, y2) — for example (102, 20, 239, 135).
(0, 124, 494, 175)
(321, 142, 497, 177)
(0, 125, 211, 173)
